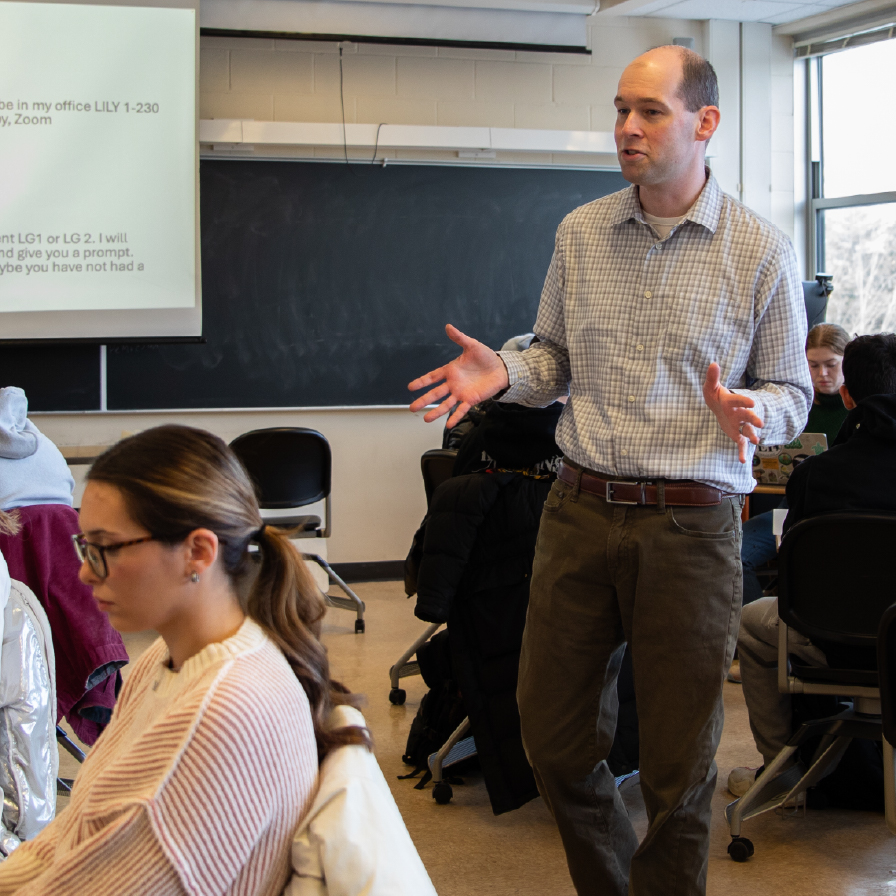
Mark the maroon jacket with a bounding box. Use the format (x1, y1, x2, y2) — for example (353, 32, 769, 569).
(0, 504, 129, 744)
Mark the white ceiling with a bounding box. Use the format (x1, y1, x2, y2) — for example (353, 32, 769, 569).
(597, 0, 869, 26)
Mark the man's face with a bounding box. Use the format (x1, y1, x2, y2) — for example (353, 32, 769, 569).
(614, 50, 706, 190)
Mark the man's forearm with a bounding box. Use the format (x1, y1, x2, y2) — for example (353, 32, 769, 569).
(745, 380, 813, 445)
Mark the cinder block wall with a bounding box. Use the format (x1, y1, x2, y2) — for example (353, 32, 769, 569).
(199, 15, 706, 167)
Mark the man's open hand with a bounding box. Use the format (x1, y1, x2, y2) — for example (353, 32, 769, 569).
(409, 324, 510, 428)
(702, 362, 764, 464)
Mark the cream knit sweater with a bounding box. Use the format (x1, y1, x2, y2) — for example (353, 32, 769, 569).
(0, 617, 318, 895)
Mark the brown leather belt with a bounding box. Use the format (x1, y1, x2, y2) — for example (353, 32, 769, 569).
(557, 461, 735, 507)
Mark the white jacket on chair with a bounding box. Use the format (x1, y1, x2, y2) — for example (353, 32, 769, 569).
(0, 554, 59, 856)
(285, 705, 437, 896)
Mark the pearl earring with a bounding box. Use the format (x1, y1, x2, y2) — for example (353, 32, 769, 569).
(190, 571, 200, 583)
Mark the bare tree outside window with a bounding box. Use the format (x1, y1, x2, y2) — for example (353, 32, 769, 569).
(823, 204, 896, 334)
(818, 40, 896, 335)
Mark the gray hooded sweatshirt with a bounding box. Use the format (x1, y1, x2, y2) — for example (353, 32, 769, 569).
(0, 387, 74, 510)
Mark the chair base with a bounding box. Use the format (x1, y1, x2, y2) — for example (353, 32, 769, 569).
(388, 623, 442, 702)
(726, 703, 885, 855)
(303, 553, 366, 633)
(428, 717, 472, 804)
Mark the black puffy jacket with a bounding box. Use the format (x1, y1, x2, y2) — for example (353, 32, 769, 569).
(410, 470, 550, 814)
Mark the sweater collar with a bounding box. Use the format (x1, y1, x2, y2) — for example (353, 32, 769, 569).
(161, 616, 267, 681)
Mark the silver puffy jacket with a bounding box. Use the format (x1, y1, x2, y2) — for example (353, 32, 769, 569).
(0, 575, 59, 856)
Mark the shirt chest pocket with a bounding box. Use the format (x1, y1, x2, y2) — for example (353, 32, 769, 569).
(660, 288, 753, 370)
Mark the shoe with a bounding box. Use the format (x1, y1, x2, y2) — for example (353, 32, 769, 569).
(727, 765, 760, 797)
(728, 762, 806, 806)
(726, 660, 742, 684)
(615, 770, 640, 792)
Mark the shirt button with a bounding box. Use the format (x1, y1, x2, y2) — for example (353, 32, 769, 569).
(621, 449, 628, 457)
(644, 290, 652, 299)
(636, 344, 644, 352)
(628, 395, 635, 402)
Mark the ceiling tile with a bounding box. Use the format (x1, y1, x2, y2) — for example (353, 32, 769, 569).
(762, 3, 831, 24)
(615, 0, 867, 23)
(645, 0, 808, 21)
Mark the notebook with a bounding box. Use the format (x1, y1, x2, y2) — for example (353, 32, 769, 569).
(751, 433, 828, 485)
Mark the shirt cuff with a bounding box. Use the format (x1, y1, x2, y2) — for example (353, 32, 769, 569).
(497, 351, 525, 385)
(496, 351, 528, 402)
(731, 389, 768, 443)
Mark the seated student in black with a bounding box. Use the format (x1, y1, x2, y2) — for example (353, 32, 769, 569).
(729, 332, 896, 798)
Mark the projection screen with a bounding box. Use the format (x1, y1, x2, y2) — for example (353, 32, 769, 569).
(0, 0, 200, 340)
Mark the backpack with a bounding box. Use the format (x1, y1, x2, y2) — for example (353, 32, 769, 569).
(398, 631, 469, 789)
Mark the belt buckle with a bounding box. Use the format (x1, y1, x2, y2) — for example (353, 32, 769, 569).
(605, 480, 645, 505)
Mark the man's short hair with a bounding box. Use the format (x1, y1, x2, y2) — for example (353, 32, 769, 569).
(842, 333, 896, 402)
(675, 47, 719, 112)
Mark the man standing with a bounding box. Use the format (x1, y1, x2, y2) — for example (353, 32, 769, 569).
(409, 46, 811, 895)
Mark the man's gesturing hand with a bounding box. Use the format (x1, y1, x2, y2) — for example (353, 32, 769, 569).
(409, 324, 510, 428)
(702, 362, 764, 464)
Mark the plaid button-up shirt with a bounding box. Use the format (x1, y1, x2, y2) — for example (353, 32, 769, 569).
(500, 173, 812, 494)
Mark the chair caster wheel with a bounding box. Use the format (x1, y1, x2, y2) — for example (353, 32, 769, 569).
(354, 619, 365, 633)
(727, 837, 754, 862)
(433, 782, 453, 805)
(389, 688, 406, 705)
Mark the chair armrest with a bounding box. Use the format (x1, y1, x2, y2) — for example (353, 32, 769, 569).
(778, 617, 794, 694)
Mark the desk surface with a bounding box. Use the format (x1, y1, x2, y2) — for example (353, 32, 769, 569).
(753, 484, 787, 495)
(61, 445, 109, 465)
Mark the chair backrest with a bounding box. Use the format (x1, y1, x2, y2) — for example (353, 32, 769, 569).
(878, 602, 896, 746)
(802, 278, 829, 330)
(230, 428, 331, 509)
(420, 448, 457, 507)
(778, 512, 896, 647)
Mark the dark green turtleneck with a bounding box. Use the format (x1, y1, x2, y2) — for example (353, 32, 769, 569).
(806, 390, 848, 445)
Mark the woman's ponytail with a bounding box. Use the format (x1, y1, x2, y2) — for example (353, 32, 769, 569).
(247, 524, 372, 757)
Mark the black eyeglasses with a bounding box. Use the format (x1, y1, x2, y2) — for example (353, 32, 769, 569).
(71, 533, 156, 580)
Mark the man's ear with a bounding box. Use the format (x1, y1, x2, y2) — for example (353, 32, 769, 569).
(840, 384, 857, 410)
(695, 105, 720, 144)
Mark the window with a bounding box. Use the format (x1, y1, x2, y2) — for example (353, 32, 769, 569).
(810, 39, 896, 334)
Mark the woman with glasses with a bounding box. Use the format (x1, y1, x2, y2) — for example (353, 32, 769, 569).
(0, 424, 368, 896)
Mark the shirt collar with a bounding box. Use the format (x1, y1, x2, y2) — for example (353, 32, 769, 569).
(611, 168, 723, 235)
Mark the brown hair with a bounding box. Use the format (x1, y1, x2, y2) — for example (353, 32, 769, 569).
(87, 424, 369, 759)
(0, 510, 20, 536)
(664, 46, 719, 112)
(806, 322, 850, 356)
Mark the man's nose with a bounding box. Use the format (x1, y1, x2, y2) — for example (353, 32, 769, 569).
(619, 112, 643, 136)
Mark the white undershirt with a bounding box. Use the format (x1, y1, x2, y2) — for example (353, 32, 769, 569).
(642, 210, 686, 241)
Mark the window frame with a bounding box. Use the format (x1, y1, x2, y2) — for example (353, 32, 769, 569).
(807, 49, 896, 279)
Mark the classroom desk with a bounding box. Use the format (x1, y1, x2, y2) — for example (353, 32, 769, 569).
(61, 446, 108, 466)
(743, 484, 786, 521)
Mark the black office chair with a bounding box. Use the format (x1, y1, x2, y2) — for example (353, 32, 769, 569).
(389, 448, 458, 704)
(727, 512, 896, 860)
(802, 272, 833, 330)
(876, 602, 896, 836)
(421, 448, 459, 506)
(230, 427, 366, 634)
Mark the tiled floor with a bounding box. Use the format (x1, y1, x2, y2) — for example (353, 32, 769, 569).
(60, 581, 896, 895)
